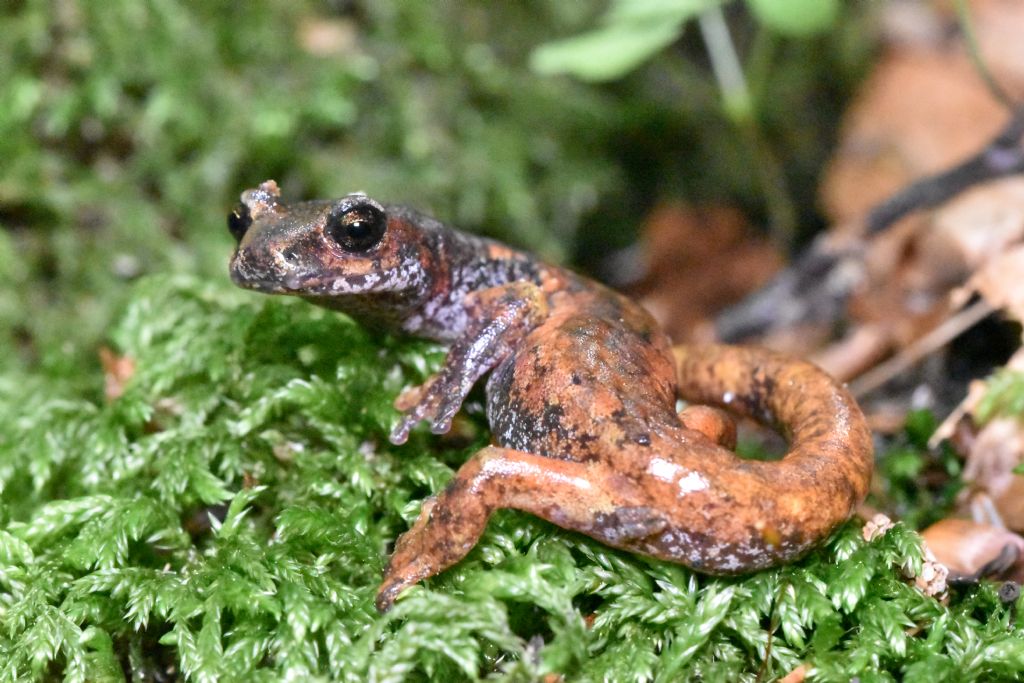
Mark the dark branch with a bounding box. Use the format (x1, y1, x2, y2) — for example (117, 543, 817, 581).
(714, 109, 1024, 343)
(714, 237, 862, 342)
(866, 109, 1024, 235)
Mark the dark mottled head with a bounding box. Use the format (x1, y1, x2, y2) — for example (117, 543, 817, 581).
(228, 181, 434, 311)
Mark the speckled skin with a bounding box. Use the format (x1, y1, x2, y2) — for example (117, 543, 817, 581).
(228, 180, 874, 612)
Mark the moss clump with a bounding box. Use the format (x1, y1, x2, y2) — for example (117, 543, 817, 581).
(0, 276, 1022, 681)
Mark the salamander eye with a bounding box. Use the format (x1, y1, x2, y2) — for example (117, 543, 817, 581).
(325, 203, 387, 252)
(227, 203, 252, 241)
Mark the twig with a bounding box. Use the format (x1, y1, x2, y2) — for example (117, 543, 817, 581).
(849, 298, 996, 397)
(865, 109, 1024, 235)
(867, 0, 1024, 234)
(714, 236, 863, 342)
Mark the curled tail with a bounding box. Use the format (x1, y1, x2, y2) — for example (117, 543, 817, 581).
(669, 344, 874, 571)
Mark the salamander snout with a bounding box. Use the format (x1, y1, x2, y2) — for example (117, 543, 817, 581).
(229, 234, 319, 293)
(227, 180, 329, 293)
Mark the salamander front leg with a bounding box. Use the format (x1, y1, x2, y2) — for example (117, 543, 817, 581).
(376, 445, 622, 612)
(390, 283, 548, 444)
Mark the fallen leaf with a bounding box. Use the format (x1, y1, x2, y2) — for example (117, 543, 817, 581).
(821, 50, 1007, 227)
(632, 203, 782, 342)
(961, 418, 1024, 531)
(964, 243, 1024, 322)
(920, 517, 1024, 582)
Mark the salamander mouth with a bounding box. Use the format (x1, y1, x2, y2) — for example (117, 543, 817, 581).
(228, 266, 380, 297)
(230, 273, 329, 295)
(229, 245, 413, 296)
(228, 254, 326, 294)
(230, 275, 294, 294)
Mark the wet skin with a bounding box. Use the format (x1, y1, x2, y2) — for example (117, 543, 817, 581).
(228, 180, 874, 612)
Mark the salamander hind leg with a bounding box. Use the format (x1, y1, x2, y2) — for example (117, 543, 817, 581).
(376, 445, 646, 612)
(678, 405, 737, 449)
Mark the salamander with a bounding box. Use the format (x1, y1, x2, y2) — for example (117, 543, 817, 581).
(227, 180, 874, 612)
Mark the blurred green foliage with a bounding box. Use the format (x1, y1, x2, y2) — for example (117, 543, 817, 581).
(872, 410, 963, 532)
(977, 370, 1024, 425)
(532, 0, 841, 83)
(1, 0, 873, 381)
(1, 0, 623, 380)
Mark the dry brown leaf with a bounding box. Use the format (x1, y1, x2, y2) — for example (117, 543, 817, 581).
(935, 183, 1024, 278)
(964, 243, 1024, 321)
(971, 0, 1024, 95)
(961, 418, 1024, 531)
(632, 203, 782, 342)
(920, 518, 1024, 581)
(822, 0, 1024, 225)
(821, 50, 1007, 226)
(808, 0, 1024, 385)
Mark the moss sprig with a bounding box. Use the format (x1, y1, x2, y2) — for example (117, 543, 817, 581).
(4, 277, 1024, 681)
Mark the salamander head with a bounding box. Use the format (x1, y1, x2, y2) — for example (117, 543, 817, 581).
(228, 180, 432, 303)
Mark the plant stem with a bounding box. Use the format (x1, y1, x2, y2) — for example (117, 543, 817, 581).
(698, 6, 796, 247)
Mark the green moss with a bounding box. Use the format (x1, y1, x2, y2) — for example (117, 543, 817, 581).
(2, 276, 1024, 681)
(870, 410, 963, 531)
(977, 370, 1024, 424)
